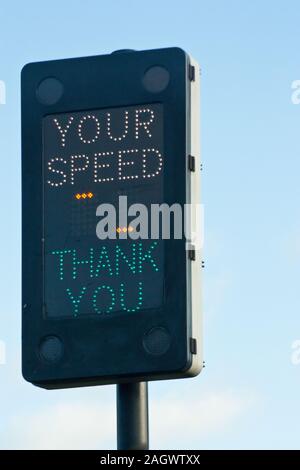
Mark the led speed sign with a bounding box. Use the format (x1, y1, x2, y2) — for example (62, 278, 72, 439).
(21, 48, 203, 388)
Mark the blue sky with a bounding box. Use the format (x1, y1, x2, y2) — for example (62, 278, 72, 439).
(1, 0, 300, 449)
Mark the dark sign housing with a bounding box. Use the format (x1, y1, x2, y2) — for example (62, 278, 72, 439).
(21, 47, 202, 388)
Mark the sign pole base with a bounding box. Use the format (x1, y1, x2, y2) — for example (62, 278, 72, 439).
(117, 381, 149, 450)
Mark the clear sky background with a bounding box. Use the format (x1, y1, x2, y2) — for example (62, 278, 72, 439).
(0, 0, 300, 449)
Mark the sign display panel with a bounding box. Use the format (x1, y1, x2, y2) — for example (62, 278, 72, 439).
(43, 104, 164, 318)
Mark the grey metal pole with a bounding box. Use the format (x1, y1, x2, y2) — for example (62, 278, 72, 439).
(117, 381, 149, 450)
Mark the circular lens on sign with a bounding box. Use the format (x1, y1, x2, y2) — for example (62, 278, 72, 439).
(36, 77, 64, 105)
(39, 335, 64, 363)
(143, 327, 171, 356)
(142, 66, 170, 93)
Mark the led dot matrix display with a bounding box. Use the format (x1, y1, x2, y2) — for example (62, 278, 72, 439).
(44, 104, 164, 318)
